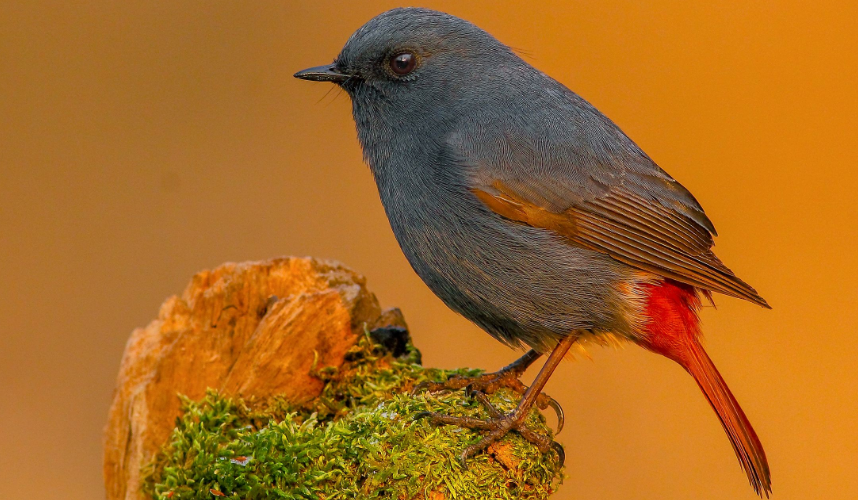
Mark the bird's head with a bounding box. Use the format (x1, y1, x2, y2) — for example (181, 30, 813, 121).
(295, 8, 522, 125)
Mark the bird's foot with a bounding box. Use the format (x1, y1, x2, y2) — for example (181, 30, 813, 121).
(412, 362, 564, 432)
(414, 389, 565, 468)
(413, 365, 527, 395)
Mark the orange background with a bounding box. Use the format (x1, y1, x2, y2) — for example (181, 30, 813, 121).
(1, 1, 856, 499)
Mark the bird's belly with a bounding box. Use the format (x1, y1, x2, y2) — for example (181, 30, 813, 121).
(389, 207, 633, 351)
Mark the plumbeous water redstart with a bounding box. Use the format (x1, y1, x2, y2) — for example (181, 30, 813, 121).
(295, 8, 771, 496)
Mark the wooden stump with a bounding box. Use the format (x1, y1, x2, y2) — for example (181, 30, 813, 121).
(103, 257, 563, 500)
(103, 257, 400, 500)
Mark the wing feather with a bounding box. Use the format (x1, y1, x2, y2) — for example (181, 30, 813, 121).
(472, 181, 770, 308)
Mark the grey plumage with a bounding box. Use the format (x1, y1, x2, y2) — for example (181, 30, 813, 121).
(295, 7, 771, 495)
(325, 8, 763, 351)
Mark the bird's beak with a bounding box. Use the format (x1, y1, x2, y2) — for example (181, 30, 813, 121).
(294, 64, 350, 83)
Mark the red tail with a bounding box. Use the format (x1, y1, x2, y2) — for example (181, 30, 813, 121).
(639, 280, 772, 497)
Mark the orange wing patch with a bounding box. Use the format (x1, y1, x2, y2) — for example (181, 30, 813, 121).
(472, 184, 580, 237)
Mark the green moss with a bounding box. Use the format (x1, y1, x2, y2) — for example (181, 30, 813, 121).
(143, 332, 564, 500)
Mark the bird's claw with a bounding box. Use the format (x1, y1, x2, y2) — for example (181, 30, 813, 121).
(412, 410, 433, 421)
(544, 395, 565, 433)
(411, 381, 434, 395)
(551, 441, 566, 467)
(464, 383, 477, 399)
(457, 452, 470, 471)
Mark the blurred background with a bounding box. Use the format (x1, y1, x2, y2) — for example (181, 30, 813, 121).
(1, 1, 856, 499)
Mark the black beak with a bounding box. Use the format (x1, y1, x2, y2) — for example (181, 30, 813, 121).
(294, 64, 350, 83)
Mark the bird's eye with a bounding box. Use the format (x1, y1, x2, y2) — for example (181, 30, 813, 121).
(389, 52, 416, 76)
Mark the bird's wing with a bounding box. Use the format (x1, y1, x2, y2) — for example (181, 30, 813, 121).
(460, 135, 769, 308)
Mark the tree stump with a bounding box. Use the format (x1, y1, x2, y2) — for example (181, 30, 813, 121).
(103, 257, 563, 500)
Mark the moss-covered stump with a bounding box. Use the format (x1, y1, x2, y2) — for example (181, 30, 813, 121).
(144, 332, 564, 500)
(105, 258, 394, 500)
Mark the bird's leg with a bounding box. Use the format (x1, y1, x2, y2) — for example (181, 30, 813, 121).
(413, 347, 566, 430)
(414, 348, 539, 394)
(413, 348, 565, 431)
(415, 335, 576, 466)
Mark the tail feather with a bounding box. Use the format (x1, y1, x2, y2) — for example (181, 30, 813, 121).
(639, 279, 771, 497)
(684, 341, 772, 497)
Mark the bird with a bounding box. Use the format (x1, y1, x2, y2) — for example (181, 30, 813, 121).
(295, 7, 771, 496)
